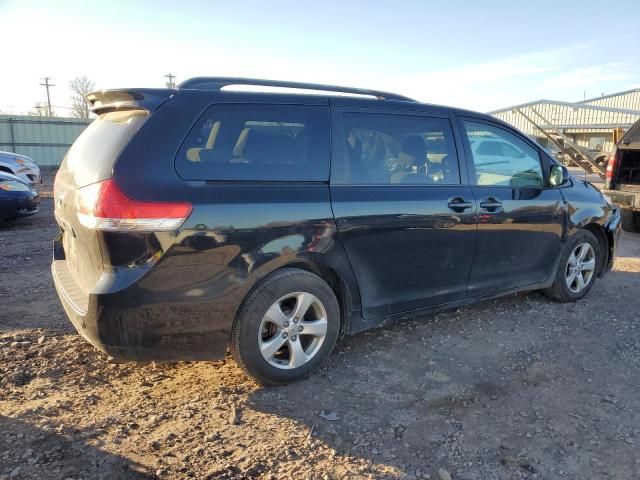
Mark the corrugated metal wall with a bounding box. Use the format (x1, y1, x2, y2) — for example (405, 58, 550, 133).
(0, 115, 91, 166)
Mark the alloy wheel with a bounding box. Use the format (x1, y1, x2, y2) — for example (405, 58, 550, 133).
(258, 292, 328, 369)
(565, 242, 596, 293)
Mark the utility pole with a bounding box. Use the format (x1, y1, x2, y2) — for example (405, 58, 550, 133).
(40, 77, 55, 116)
(165, 73, 176, 89)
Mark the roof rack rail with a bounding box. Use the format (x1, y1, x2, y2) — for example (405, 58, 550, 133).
(178, 77, 415, 102)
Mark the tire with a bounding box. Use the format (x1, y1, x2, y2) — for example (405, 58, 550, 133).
(621, 208, 640, 233)
(543, 229, 600, 303)
(230, 268, 340, 385)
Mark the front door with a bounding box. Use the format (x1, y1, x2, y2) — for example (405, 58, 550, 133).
(330, 108, 477, 319)
(460, 118, 565, 297)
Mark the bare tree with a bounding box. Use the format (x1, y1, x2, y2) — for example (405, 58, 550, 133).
(69, 76, 95, 119)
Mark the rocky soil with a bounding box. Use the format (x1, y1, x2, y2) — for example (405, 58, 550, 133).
(1, 169, 640, 479)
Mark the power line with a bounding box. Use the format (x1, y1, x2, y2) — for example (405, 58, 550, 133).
(165, 73, 176, 89)
(39, 77, 55, 116)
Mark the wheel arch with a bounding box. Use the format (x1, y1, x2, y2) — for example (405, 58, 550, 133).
(581, 222, 610, 276)
(268, 260, 355, 337)
(232, 258, 361, 341)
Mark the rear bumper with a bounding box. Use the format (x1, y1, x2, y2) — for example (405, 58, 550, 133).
(52, 260, 104, 351)
(51, 241, 231, 361)
(603, 188, 640, 210)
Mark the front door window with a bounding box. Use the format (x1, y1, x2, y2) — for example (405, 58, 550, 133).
(464, 121, 544, 188)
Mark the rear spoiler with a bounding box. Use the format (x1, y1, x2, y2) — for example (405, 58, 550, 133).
(85, 89, 175, 115)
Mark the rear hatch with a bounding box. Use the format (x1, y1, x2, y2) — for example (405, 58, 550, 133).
(53, 89, 171, 293)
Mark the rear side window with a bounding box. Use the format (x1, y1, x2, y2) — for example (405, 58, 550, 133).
(176, 104, 329, 181)
(332, 112, 460, 185)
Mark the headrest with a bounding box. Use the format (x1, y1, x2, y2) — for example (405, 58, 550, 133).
(401, 135, 427, 163)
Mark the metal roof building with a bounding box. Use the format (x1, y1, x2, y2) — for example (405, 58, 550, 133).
(580, 88, 640, 111)
(490, 88, 640, 175)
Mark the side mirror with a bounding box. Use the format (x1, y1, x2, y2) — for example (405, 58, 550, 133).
(549, 164, 569, 187)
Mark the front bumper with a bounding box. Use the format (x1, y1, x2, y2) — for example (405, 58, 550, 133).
(13, 166, 41, 185)
(51, 235, 231, 362)
(602, 206, 622, 274)
(0, 192, 39, 220)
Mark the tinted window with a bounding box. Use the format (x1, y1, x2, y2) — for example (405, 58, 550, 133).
(623, 122, 640, 144)
(333, 113, 460, 185)
(176, 104, 329, 181)
(464, 121, 544, 188)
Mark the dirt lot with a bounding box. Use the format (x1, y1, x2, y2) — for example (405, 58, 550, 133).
(1, 169, 640, 480)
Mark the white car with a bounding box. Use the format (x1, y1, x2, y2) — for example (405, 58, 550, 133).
(469, 138, 544, 187)
(0, 151, 41, 185)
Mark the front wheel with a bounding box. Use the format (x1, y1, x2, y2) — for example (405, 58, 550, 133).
(231, 269, 340, 385)
(543, 230, 600, 302)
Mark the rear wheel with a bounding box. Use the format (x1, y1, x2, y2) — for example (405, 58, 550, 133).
(621, 208, 640, 233)
(543, 230, 600, 302)
(231, 269, 340, 385)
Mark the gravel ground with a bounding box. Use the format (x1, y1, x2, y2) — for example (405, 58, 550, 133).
(1, 168, 640, 480)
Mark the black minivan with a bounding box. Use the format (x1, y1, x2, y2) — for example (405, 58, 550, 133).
(52, 78, 621, 384)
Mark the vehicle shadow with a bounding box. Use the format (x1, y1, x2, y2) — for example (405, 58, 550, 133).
(0, 415, 153, 479)
(244, 266, 640, 479)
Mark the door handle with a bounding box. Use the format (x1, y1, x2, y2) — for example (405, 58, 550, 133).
(479, 197, 503, 213)
(447, 197, 473, 212)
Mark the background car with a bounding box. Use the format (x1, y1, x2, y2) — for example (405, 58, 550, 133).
(0, 171, 40, 224)
(603, 117, 640, 232)
(0, 151, 42, 185)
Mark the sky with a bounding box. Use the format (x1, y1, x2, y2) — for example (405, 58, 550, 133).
(1, 0, 639, 115)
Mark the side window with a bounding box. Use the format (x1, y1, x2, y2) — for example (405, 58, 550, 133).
(333, 112, 460, 185)
(176, 104, 329, 181)
(464, 121, 544, 188)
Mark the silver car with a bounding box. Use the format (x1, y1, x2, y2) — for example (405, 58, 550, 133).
(0, 151, 41, 185)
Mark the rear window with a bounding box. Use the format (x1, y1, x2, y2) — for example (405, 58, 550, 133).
(176, 104, 329, 181)
(622, 122, 640, 145)
(63, 110, 148, 186)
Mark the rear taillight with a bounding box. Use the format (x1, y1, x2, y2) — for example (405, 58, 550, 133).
(605, 152, 617, 189)
(76, 180, 192, 231)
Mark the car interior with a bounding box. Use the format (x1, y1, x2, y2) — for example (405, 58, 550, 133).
(186, 117, 308, 166)
(341, 115, 460, 185)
